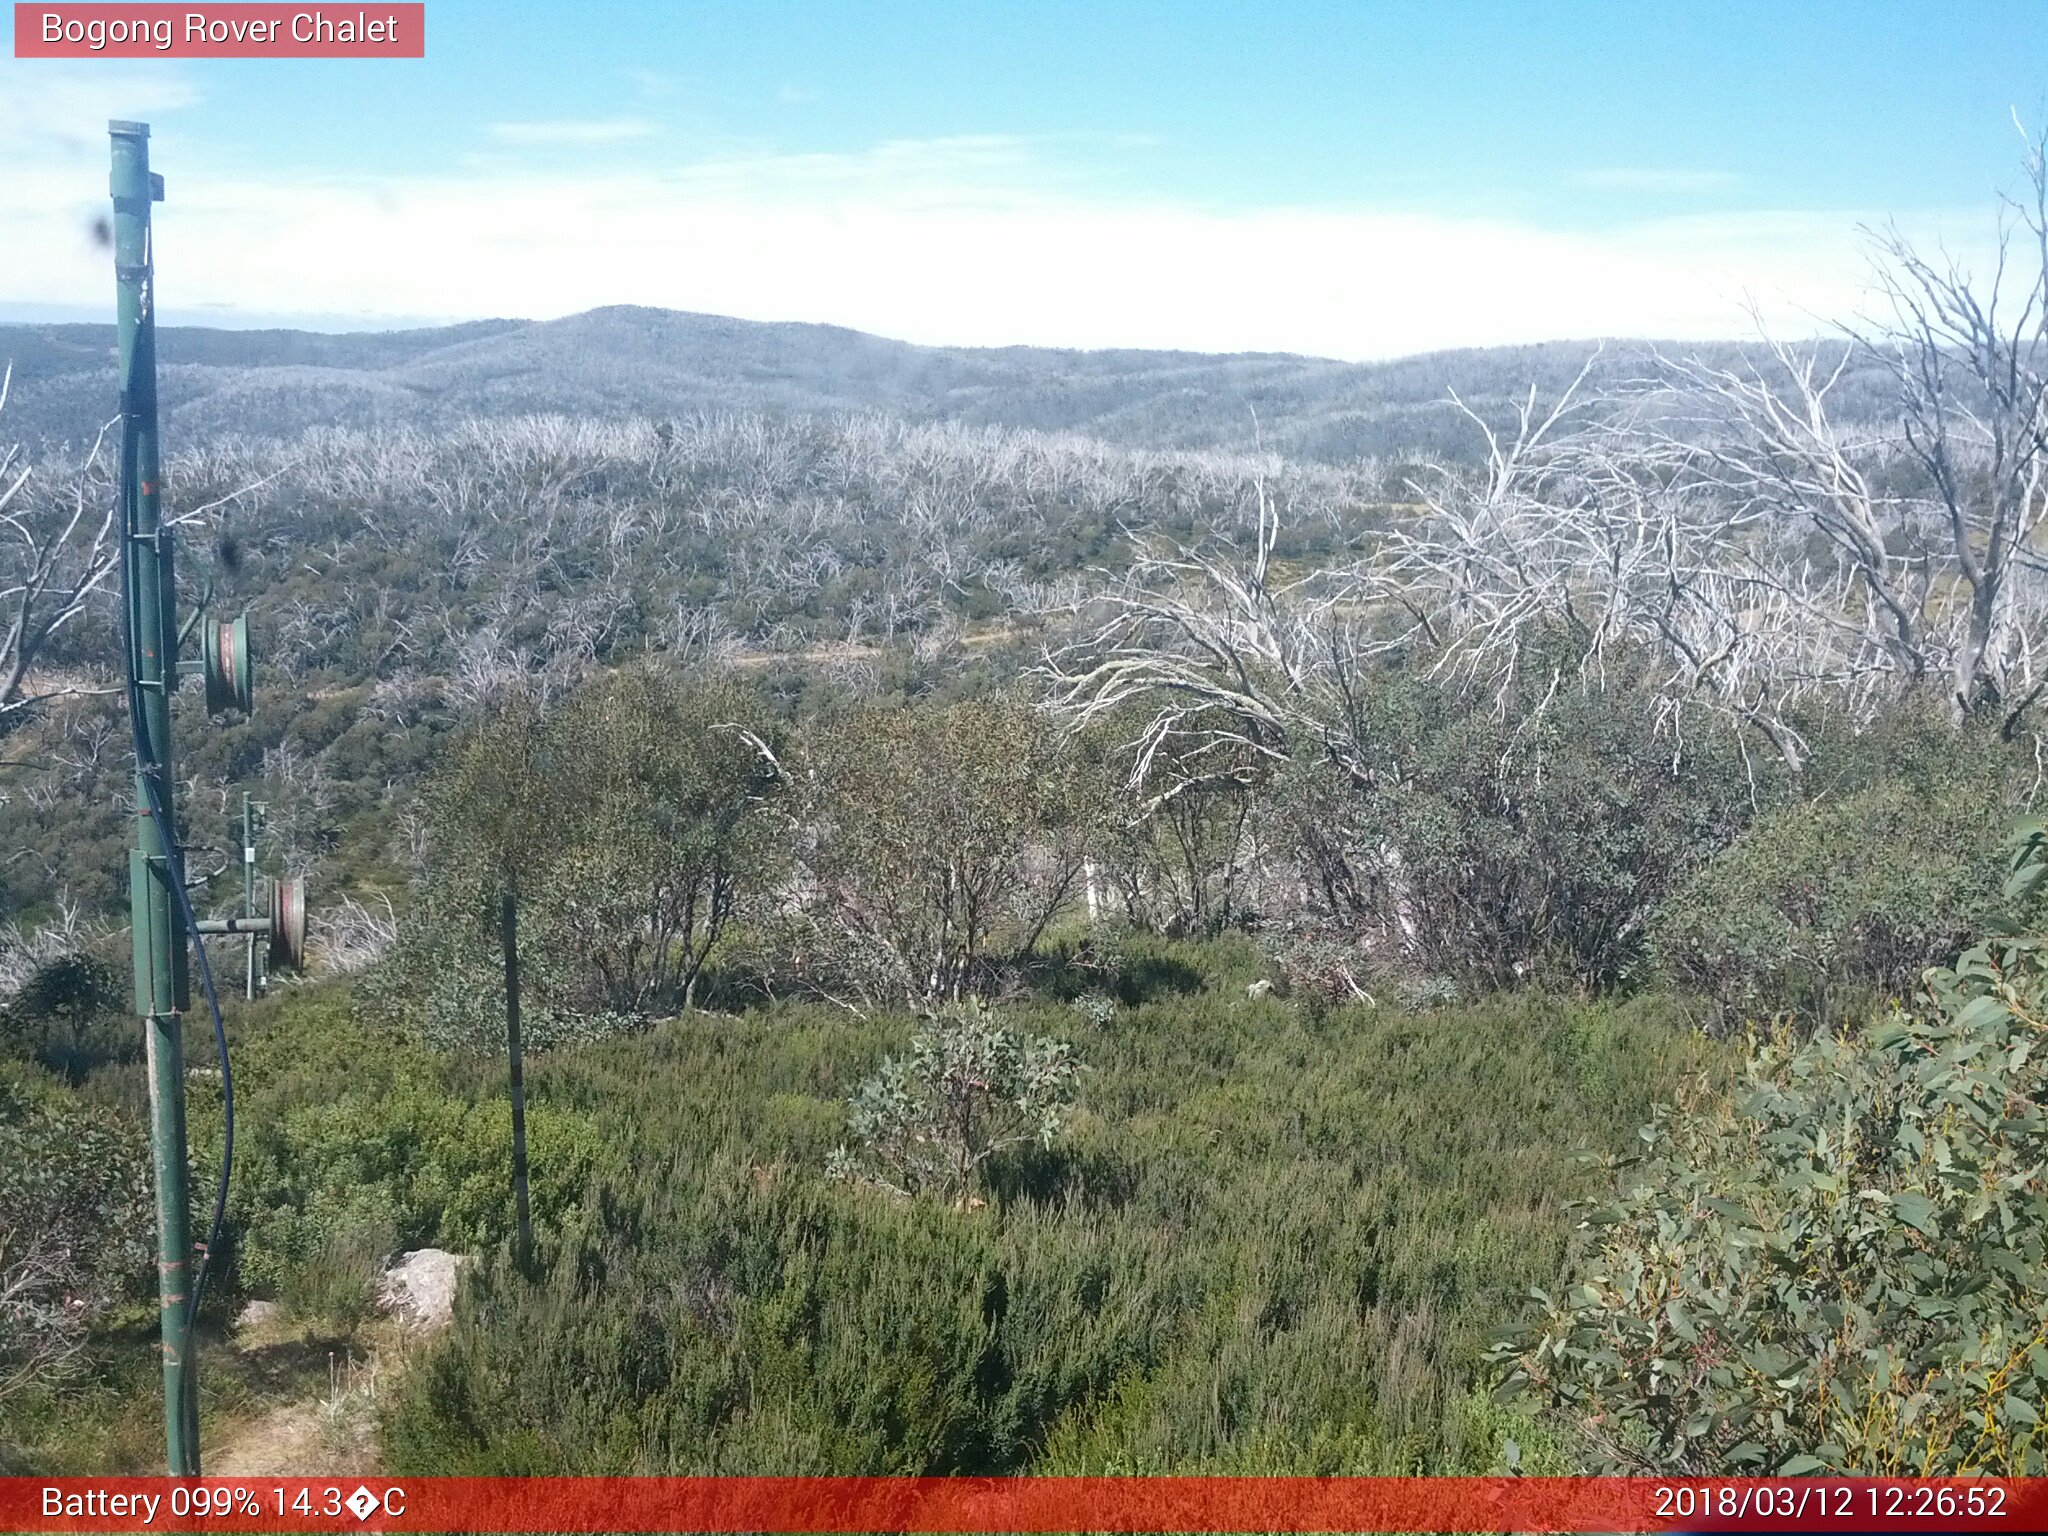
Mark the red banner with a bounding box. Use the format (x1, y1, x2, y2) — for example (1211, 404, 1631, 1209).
(3, 1477, 2045, 1533)
(13, 4, 424, 58)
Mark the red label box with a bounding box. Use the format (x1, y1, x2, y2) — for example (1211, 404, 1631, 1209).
(14, 4, 424, 57)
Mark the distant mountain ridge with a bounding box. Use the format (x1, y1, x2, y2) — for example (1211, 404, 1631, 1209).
(0, 304, 1861, 464)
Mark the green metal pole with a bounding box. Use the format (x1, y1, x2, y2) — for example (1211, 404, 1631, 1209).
(112, 119, 200, 1478)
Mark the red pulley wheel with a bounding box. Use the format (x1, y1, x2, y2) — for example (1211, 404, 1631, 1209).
(268, 875, 307, 971)
(203, 613, 253, 715)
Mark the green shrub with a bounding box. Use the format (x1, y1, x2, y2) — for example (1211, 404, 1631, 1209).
(793, 696, 1102, 1003)
(358, 896, 636, 1054)
(542, 669, 791, 1015)
(0, 1060, 153, 1410)
(1651, 767, 2026, 1022)
(227, 1076, 604, 1295)
(364, 668, 788, 1048)
(1271, 654, 1762, 991)
(826, 1001, 1080, 1201)
(1495, 820, 2048, 1475)
(189, 991, 607, 1298)
(0, 953, 130, 1083)
(1076, 707, 1262, 937)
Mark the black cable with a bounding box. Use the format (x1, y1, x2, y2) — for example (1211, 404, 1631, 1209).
(116, 252, 235, 1336)
(165, 771, 235, 1332)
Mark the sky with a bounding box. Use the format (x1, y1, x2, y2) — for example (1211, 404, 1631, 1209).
(4, 1, 2048, 358)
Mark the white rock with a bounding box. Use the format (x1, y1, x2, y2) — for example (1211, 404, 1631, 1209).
(1246, 978, 1275, 999)
(235, 1298, 280, 1330)
(377, 1248, 472, 1331)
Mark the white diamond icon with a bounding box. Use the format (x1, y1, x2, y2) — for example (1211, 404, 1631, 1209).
(345, 1487, 379, 1523)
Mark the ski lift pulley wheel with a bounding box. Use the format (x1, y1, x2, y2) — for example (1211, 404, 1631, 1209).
(204, 613, 253, 715)
(268, 875, 307, 972)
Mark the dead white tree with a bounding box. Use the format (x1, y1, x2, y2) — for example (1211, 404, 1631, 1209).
(1349, 115, 2048, 767)
(1378, 366, 1894, 771)
(1049, 125, 2048, 796)
(3, 366, 277, 737)
(0, 893, 113, 1003)
(1607, 121, 2048, 740)
(1855, 126, 2048, 728)
(308, 891, 399, 974)
(0, 370, 121, 735)
(1046, 474, 1380, 799)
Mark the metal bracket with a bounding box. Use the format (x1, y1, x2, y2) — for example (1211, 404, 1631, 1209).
(177, 574, 215, 649)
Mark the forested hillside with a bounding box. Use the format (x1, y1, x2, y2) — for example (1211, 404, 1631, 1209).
(0, 307, 1902, 463)
(6, 176, 2048, 1479)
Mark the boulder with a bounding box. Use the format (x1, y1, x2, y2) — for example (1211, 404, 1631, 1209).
(377, 1248, 472, 1331)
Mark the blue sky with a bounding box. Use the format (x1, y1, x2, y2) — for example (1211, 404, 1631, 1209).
(5, 1, 2048, 356)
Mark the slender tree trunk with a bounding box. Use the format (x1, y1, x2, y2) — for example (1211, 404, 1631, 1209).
(501, 880, 532, 1271)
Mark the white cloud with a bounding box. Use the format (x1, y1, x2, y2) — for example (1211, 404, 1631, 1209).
(0, 129, 2002, 358)
(0, 62, 205, 291)
(487, 118, 656, 146)
(1573, 167, 1743, 194)
(0, 61, 201, 156)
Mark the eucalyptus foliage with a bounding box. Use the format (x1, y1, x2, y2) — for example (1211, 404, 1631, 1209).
(1495, 820, 2048, 1475)
(828, 1000, 1080, 1201)
(367, 667, 787, 1044)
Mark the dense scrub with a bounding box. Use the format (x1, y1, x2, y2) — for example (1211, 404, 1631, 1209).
(375, 936, 1716, 1474)
(326, 659, 2048, 1041)
(1648, 709, 2040, 1022)
(6, 643, 2039, 1474)
(193, 989, 606, 1305)
(4, 935, 1719, 1473)
(0, 1060, 153, 1428)
(1265, 657, 1764, 992)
